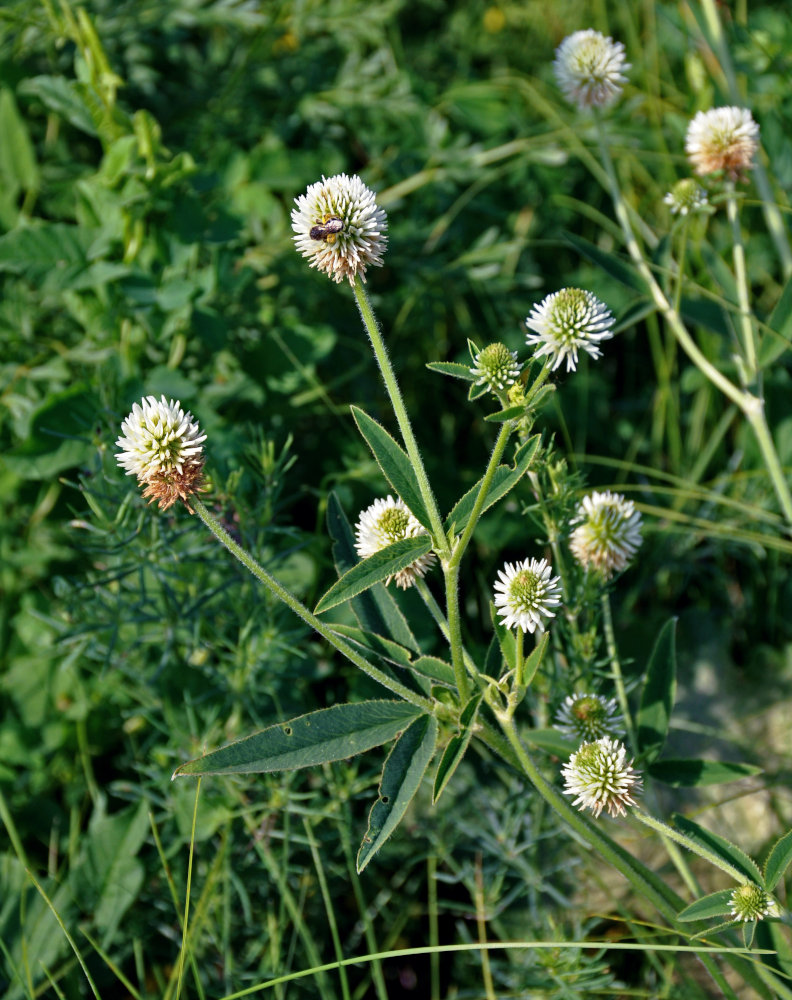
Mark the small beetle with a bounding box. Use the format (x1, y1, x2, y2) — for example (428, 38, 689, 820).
(309, 216, 344, 242)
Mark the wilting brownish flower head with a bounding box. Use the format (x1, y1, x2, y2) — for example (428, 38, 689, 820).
(685, 106, 759, 180)
(116, 395, 206, 511)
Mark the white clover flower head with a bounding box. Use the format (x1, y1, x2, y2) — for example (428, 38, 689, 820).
(525, 288, 615, 373)
(470, 343, 522, 393)
(555, 693, 625, 741)
(493, 557, 562, 634)
(116, 395, 206, 511)
(664, 178, 709, 216)
(553, 29, 630, 111)
(569, 490, 642, 578)
(729, 884, 777, 922)
(291, 173, 387, 285)
(685, 107, 759, 181)
(562, 737, 642, 818)
(354, 495, 436, 589)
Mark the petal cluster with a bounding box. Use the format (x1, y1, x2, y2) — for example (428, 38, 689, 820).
(116, 395, 206, 511)
(526, 288, 615, 373)
(569, 490, 642, 577)
(470, 343, 522, 393)
(729, 884, 778, 923)
(493, 557, 562, 633)
(664, 179, 709, 216)
(292, 173, 388, 285)
(685, 107, 759, 180)
(553, 29, 630, 110)
(555, 693, 625, 742)
(562, 737, 642, 818)
(354, 495, 435, 589)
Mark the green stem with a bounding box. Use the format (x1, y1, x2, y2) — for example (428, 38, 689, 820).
(414, 577, 483, 683)
(632, 810, 749, 885)
(444, 560, 470, 702)
(353, 279, 447, 550)
(192, 497, 434, 713)
(594, 117, 792, 528)
(725, 181, 757, 383)
(672, 216, 690, 315)
(600, 591, 637, 753)
(449, 420, 514, 568)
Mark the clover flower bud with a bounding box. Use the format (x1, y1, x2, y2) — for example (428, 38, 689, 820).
(526, 288, 615, 373)
(569, 490, 642, 578)
(562, 737, 642, 818)
(553, 29, 630, 111)
(354, 495, 435, 589)
(555, 693, 625, 741)
(685, 107, 759, 181)
(664, 179, 709, 216)
(470, 343, 522, 393)
(728, 884, 778, 922)
(493, 557, 562, 634)
(292, 173, 387, 285)
(116, 395, 206, 511)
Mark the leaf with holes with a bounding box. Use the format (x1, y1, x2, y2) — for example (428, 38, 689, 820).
(173, 701, 422, 777)
(357, 714, 437, 871)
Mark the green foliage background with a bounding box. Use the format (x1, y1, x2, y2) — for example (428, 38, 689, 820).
(2, 0, 792, 997)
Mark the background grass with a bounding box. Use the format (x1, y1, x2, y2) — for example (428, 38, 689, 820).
(2, 0, 792, 996)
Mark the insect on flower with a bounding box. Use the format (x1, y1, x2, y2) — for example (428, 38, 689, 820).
(310, 216, 345, 242)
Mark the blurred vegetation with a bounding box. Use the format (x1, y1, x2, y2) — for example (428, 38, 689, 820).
(2, 0, 792, 996)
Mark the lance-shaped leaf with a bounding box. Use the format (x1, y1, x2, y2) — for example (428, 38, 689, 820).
(563, 231, 644, 292)
(483, 403, 528, 424)
(173, 701, 422, 777)
(765, 829, 792, 892)
(677, 889, 734, 922)
(315, 536, 432, 615)
(672, 814, 763, 884)
(636, 618, 677, 762)
(426, 361, 474, 381)
(326, 623, 414, 670)
(326, 492, 419, 652)
(351, 407, 432, 531)
(526, 728, 577, 758)
(490, 601, 516, 673)
(519, 631, 549, 689)
(357, 714, 437, 872)
(647, 758, 761, 788)
(445, 435, 540, 535)
(433, 693, 483, 804)
(411, 656, 456, 688)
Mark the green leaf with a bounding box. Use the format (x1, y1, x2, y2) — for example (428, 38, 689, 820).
(351, 407, 432, 531)
(425, 361, 474, 381)
(764, 829, 792, 891)
(759, 273, 792, 368)
(19, 75, 98, 136)
(173, 701, 422, 777)
(315, 536, 432, 615)
(326, 492, 419, 652)
(562, 232, 644, 292)
(526, 728, 577, 757)
(677, 889, 734, 922)
(433, 694, 482, 804)
(468, 381, 489, 401)
(636, 617, 677, 762)
(679, 296, 731, 337)
(519, 631, 549, 689)
(0, 89, 39, 197)
(484, 403, 528, 423)
(672, 814, 763, 884)
(647, 758, 762, 787)
(411, 656, 456, 688)
(0, 222, 93, 287)
(357, 714, 437, 872)
(445, 435, 540, 535)
(4, 385, 99, 479)
(490, 601, 516, 672)
(326, 624, 414, 670)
